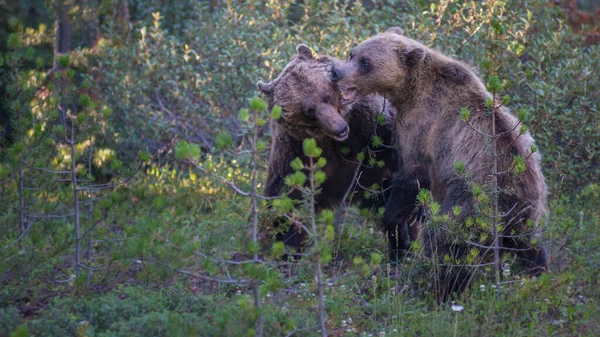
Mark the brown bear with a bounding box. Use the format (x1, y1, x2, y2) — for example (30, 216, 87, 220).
(258, 44, 420, 256)
(331, 28, 548, 293)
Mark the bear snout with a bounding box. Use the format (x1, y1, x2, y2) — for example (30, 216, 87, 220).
(331, 66, 343, 82)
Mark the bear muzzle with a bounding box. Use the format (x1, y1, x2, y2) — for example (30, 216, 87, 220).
(316, 103, 350, 142)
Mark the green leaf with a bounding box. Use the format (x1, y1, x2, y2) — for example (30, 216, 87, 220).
(111, 159, 122, 170)
(247, 241, 260, 254)
(314, 171, 326, 184)
(370, 252, 382, 265)
(486, 74, 503, 93)
(481, 58, 491, 70)
(238, 108, 250, 122)
(284, 171, 306, 187)
(371, 135, 383, 148)
(270, 105, 282, 119)
(517, 108, 528, 121)
(290, 157, 304, 171)
(513, 155, 526, 174)
(316, 157, 327, 168)
(10, 325, 28, 337)
(215, 132, 233, 149)
(325, 225, 335, 241)
(79, 94, 91, 108)
(271, 241, 284, 257)
(273, 196, 294, 213)
(102, 107, 113, 117)
(188, 143, 201, 159)
(81, 78, 92, 89)
(174, 140, 190, 159)
(321, 210, 334, 226)
(256, 140, 266, 151)
(7, 33, 20, 49)
(321, 246, 332, 265)
(454, 160, 465, 175)
(249, 96, 267, 112)
(138, 151, 151, 162)
(302, 138, 322, 158)
(356, 151, 365, 162)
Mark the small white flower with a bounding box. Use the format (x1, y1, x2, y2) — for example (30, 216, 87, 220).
(341, 320, 347, 327)
(236, 290, 242, 295)
(392, 329, 398, 332)
(369, 227, 374, 234)
(379, 331, 386, 336)
(347, 317, 353, 324)
(480, 284, 486, 292)
(451, 301, 464, 312)
(266, 292, 272, 298)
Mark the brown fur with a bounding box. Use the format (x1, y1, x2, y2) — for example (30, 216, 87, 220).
(259, 45, 401, 251)
(333, 28, 549, 293)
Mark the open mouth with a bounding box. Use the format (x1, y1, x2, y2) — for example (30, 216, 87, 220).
(328, 124, 350, 142)
(340, 88, 357, 106)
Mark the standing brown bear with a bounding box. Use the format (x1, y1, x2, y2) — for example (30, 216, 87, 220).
(332, 28, 549, 293)
(258, 44, 420, 255)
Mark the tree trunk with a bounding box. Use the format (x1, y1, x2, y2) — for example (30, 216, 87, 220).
(53, 0, 71, 69)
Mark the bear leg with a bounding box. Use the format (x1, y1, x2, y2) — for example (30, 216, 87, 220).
(383, 175, 423, 262)
(503, 236, 548, 277)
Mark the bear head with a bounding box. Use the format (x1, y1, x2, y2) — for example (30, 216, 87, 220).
(257, 44, 350, 142)
(331, 27, 429, 105)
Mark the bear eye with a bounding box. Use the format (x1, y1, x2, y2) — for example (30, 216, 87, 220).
(359, 58, 370, 69)
(303, 106, 317, 120)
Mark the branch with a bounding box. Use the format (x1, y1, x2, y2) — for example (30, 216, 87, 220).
(189, 159, 276, 200)
(334, 161, 362, 229)
(176, 268, 250, 285)
(195, 251, 260, 265)
(0, 226, 33, 252)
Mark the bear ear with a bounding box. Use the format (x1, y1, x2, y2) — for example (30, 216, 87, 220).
(257, 80, 274, 96)
(296, 44, 318, 60)
(386, 27, 404, 36)
(400, 46, 427, 68)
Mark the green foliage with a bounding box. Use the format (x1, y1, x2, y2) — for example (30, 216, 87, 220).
(57, 55, 70, 68)
(270, 105, 282, 120)
(215, 132, 233, 150)
(249, 96, 267, 112)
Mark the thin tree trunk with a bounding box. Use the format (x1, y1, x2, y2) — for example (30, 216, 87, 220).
(309, 157, 327, 337)
(250, 108, 264, 337)
(53, 0, 72, 68)
(492, 94, 500, 285)
(86, 136, 94, 286)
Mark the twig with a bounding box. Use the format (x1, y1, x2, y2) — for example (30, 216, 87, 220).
(176, 268, 250, 285)
(189, 160, 276, 200)
(334, 161, 362, 233)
